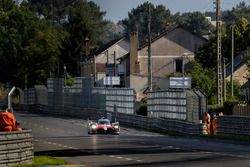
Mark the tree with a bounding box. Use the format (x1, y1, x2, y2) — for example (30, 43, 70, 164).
(178, 12, 215, 35)
(0, 0, 63, 88)
(121, 2, 174, 46)
(60, 0, 109, 75)
(22, 21, 64, 86)
(223, 2, 250, 23)
(25, 0, 67, 23)
(196, 38, 217, 68)
(188, 61, 216, 103)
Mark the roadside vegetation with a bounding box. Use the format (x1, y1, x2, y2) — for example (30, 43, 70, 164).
(14, 156, 67, 167)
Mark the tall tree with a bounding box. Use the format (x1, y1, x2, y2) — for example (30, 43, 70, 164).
(223, 2, 250, 23)
(25, 0, 67, 23)
(121, 2, 174, 46)
(0, 0, 63, 88)
(61, 0, 109, 75)
(178, 12, 215, 35)
(188, 61, 216, 103)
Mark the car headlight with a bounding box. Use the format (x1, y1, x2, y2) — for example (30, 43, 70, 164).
(91, 124, 97, 129)
(114, 125, 119, 129)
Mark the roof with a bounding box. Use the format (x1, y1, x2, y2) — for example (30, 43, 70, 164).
(88, 37, 126, 59)
(117, 24, 208, 61)
(138, 24, 208, 50)
(226, 48, 250, 77)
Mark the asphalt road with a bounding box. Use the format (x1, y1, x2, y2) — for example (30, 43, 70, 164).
(15, 111, 250, 167)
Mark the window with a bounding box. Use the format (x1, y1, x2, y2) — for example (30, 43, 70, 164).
(175, 59, 183, 73)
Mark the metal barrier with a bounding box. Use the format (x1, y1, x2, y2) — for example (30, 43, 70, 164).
(0, 130, 34, 166)
(14, 104, 203, 136)
(217, 115, 250, 136)
(148, 89, 207, 123)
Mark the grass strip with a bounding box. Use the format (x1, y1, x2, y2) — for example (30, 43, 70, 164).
(14, 156, 67, 167)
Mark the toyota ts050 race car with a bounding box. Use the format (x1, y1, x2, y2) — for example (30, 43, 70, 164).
(87, 117, 120, 135)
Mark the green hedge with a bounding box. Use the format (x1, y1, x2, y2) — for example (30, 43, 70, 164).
(208, 97, 239, 115)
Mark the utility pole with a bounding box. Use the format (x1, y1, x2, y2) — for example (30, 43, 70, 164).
(223, 57, 227, 102)
(182, 54, 185, 89)
(93, 55, 96, 85)
(231, 25, 234, 97)
(114, 51, 116, 76)
(148, 3, 152, 91)
(216, 0, 223, 105)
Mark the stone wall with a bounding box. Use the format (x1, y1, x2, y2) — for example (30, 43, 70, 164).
(0, 130, 33, 166)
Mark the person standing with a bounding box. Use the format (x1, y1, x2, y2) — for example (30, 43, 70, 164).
(203, 112, 211, 135)
(211, 113, 217, 135)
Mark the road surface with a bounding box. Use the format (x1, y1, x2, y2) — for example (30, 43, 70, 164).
(16, 112, 250, 167)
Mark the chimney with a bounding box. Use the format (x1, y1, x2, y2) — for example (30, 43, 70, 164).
(129, 31, 139, 74)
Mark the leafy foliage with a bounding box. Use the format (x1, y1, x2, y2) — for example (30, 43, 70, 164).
(60, 0, 110, 75)
(188, 61, 216, 101)
(178, 12, 215, 35)
(0, 0, 112, 88)
(0, 0, 62, 87)
(120, 2, 174, 45)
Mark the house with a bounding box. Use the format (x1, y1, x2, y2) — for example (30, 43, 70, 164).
(81, 37, 129, 86)
(226, 47, 250, 101)
(118, 25, 208, 93)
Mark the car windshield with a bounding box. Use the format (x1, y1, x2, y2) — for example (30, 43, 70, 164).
(98, 119, 110, 125)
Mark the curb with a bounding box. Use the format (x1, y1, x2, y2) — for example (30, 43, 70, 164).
(45, 165, 87, 167)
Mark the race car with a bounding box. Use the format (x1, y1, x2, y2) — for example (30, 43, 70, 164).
(87, 117, 120, 135)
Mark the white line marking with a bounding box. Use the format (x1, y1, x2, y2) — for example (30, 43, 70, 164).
(116, 157, 123, 159)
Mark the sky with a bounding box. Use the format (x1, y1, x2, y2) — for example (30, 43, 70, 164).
(90, 0, 250, 23)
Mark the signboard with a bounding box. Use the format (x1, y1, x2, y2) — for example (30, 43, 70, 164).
(169, 77, 191, 89)
(103, 76, 120, 85)
(117, 64, 125, 75)
(105, 64, 115, 76)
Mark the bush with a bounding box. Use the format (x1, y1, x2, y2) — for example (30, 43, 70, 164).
(208, 105, 224, 115)
(223, 97, 239, 115)
(136, 103, 147, 116)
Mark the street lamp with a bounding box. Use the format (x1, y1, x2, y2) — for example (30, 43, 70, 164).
(182, 52, 191, 89)
(231, 25, 234, 97)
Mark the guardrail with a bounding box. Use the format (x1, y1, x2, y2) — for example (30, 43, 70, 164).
(0, 129, 33, 166)
(217, 115, 250, 136)
(14, 104, 205, 136)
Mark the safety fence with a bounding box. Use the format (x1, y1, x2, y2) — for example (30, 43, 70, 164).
(24, 88, 36, 105)
(47, 78, 136, 115)
(116, 112, 204, 135)
(0, 130, 33, 166)
(148, 89, 207, 123)
(22, 78, 208, 123)
(217, 115, 250, 136)
(13, 104, 205, 136)
(233, 104, 250, 116)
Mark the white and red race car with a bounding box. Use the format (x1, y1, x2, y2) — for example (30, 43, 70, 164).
(87, 117, 120, 135)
